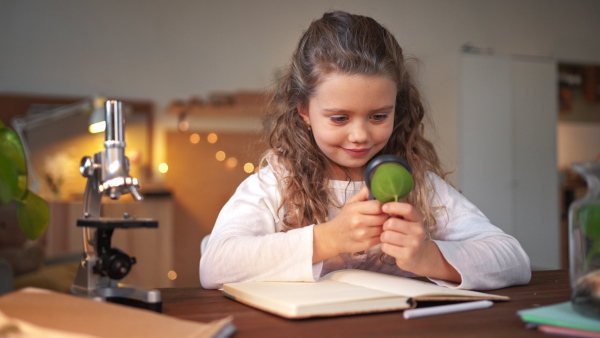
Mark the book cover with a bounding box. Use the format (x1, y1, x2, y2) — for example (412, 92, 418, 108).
(0, 287, 235, 337)
(518, 301, 600, 333)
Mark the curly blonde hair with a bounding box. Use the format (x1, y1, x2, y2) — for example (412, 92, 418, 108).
(261, 11, 446, 234)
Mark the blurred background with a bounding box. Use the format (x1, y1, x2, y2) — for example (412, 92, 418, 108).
(0, 0, 599, 290)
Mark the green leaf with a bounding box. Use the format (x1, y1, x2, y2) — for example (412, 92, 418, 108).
(16, 190, 50, 240)
(585, 239, 600, 271)
(581, 204, 600, 240)
(0, 125, 27, 174)
(0, 152, 19, 204)
(16, 174, 28, 200)
(370, 163, 414, 203)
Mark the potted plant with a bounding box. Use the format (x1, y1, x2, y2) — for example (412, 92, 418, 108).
(0, 120, 49, 239)
(1, 119, 50, 293)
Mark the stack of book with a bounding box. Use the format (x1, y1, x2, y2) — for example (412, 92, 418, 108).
(518, 302, 600, 337)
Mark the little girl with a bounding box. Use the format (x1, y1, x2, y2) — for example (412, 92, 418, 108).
(200, 11, 531, 290)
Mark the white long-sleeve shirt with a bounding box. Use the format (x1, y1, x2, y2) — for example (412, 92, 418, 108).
(200, 158, 531, 290)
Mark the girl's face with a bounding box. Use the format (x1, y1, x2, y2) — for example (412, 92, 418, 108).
(298, 73, 396, 181)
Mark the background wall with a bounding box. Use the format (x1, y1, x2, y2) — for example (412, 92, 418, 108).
(2, 0, 600, 285)
(2, 0, 600, 182)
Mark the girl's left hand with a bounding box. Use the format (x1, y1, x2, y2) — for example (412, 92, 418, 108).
(379, 202, 429, 273)
(379, 202, 461, 282)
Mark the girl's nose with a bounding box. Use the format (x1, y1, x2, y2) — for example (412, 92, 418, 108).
(348, 121, 369, 143)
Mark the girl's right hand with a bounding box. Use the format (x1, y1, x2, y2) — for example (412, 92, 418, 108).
(312, 186, 388, 263)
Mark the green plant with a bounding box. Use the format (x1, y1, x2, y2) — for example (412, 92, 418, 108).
(0, 120, 49, 240)
(581, 204, 600, 270)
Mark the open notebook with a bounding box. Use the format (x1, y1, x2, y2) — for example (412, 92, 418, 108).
(223, 269, 509, 319)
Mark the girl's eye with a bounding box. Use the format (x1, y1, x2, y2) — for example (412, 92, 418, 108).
(371, 114, 389, 122)
(330, 116, 349, 123)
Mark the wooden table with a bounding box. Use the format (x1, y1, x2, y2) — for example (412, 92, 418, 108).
(160, 270, 571, 337)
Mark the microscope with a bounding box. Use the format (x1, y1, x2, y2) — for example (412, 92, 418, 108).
(70, 100, 162, 312)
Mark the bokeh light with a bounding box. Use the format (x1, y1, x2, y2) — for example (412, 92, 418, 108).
(178, 120, 189, 131)
(243, 163, 255, 173)
(190, 133, 200, 144)
(226, 157, 238, 168)
(215, 151, 226, 161)
(207, 133, 218, 144)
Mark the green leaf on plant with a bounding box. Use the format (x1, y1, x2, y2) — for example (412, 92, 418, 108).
(16, 173, 28, 200)
(16, 190, 50, 240)
(370, 163, 414, 203)
(581, 204, 600, 240)
(0, 152, 19, 204)
(584, 237, 600, 271)
(0, 125, 27, 174)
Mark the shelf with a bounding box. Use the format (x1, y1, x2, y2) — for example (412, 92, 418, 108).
(167, 104, 268, 117)
(167, 90, 272, 117)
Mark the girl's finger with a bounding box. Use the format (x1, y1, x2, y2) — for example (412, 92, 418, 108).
(382, 202, 421, 222)
(347, 186, 371, 203)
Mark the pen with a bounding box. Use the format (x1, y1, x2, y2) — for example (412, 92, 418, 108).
(403, 300, 494, 319)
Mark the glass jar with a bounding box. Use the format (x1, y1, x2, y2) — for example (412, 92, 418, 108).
(569, 160, 600, 318)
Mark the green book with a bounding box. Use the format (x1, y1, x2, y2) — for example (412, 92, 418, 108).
(518, 302, 600, 332)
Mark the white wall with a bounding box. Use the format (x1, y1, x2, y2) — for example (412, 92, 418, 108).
(2, 0, 600, 185)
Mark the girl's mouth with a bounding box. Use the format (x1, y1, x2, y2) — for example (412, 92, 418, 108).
(343, 148, 371, 157)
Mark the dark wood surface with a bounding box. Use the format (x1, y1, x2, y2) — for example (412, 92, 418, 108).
(160, 270, 571, 337)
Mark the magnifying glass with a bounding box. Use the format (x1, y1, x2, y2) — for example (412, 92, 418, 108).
(364, 154, 414, 203)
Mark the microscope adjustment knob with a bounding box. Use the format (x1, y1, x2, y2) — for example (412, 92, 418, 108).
(103, 248, 136, 280)
(80, 156, 95, 178)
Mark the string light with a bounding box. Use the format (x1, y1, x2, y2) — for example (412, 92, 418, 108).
(243, 163, 254, 173)
(215, 151, 226, 161)
(178, 113, 189, 131)
(167, 270, 177, 280)
(181, 132, 258, 174)
(207, 133, 218, 144)
(178, 121, 189, 131)
(190, 133, 200, 144)
(226, 157, 238, 168)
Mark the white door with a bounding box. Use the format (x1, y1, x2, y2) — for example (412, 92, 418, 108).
(459, 53, 560, 270)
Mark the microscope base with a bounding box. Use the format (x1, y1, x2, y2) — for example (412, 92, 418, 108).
(70, 285, 162, 313)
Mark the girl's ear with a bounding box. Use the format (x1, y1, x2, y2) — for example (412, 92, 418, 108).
(297, 104, 311, 125)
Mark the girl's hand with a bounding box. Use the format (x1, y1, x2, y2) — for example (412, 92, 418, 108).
(313, 186, 388, 263)
(379, 202, 428, 271)
(380, 202, 461, 283)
